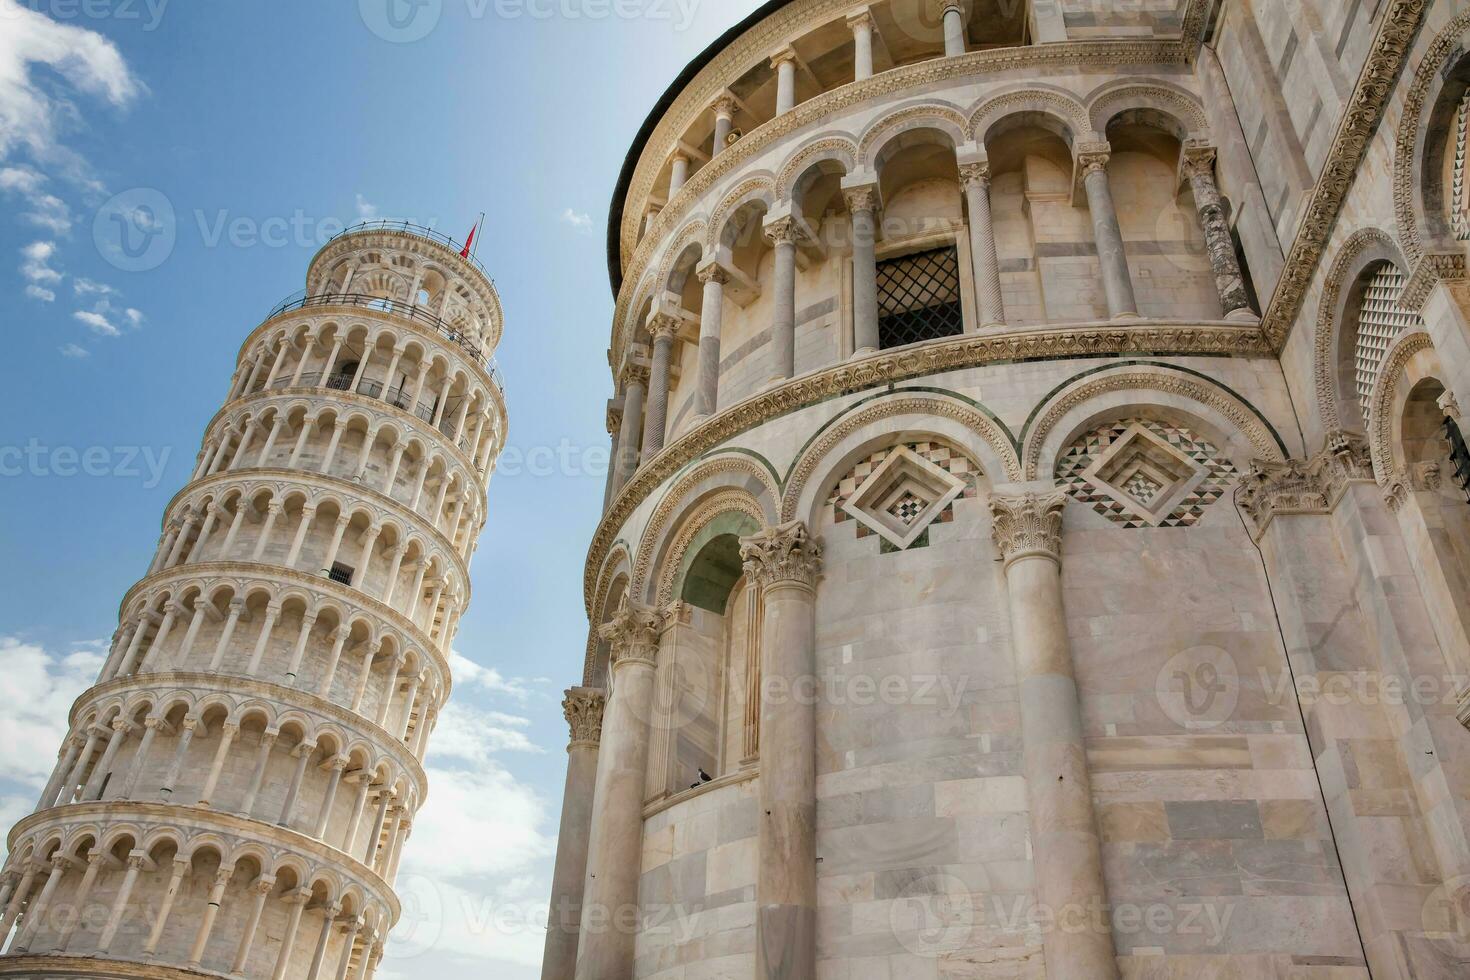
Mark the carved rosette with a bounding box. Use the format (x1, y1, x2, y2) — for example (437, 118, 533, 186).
(989, 489, 1068, 565)
(562, 687, 607, 747)
(739, 520, 823, 590)
(598, 598, 660, 668)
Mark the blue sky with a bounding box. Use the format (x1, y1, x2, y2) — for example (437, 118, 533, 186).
(0, 0, 762, 974)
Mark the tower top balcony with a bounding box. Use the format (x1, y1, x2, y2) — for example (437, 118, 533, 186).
(305, 220, 505, 358)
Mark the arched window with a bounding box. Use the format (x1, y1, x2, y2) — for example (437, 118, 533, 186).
(1350, 262, 1422, 421)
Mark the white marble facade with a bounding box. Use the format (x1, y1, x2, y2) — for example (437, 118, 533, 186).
(549, 1, 1470, 979)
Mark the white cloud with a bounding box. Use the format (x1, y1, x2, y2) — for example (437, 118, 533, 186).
(0, 0, 142, 163)
(0, 164, 69, 233)
(449, 650, 544, 701)
(25, 283, 54, 302)
(59, 342, 88, 358)
(73, 309, 118, 335)
(356, 193, 379, 221)
(20, 239, 61, 285)
(559, 208, 593, 235)
(123, 307, 143, 327)
(428, 700, 541, 763)
(72, 277, 116, 297)
(0, 637, 104, 789)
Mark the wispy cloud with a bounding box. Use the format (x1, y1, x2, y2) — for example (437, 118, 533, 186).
(73, 309, 117, 335)
(25, 284, 55, 302)
(58, 342, 89, 358)
(20, 239, 62, 300)
(356, 193, 379, 221)
(0, 165, 70, 234)
(559, 207, 593, 235)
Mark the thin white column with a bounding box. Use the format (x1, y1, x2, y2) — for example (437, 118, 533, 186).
(278, 739, 317, 827)
(81, 719, 130, 801)
(352, 643, 380, 712)
(286, 504, 319, 567)
(188, 867, 234, 968)
(764, 215, 799, 382)
(158, 716, 197, 800)
(710, 95, 736, 156)
(113, 613, 153, 677)
(139, 600, 182, 672)
(382, 442, 407, 494)
(942, 0, 965, 56)
(245, 601, 282, 676)
(271, 887, 315, 980)
(197, 721, 240, 807)
(342, 775, 373, 854)
(231, 876, 276, 976)
(380, 545, 408, 606)
(229, 424, 258, 469)
(37, 736, 82, 810)
(304, 906, 343, 980)
(209, 598, 246, 672)
(849, 9, 874, 80)
(174, 599, 210, 666)
(363, 793, 393, 865)
(291, 336, 316, 386)
(142, 858, 189, 957)
(219, 501, 248, 555)
(844, 183, 881, 355)
(332, 920, 363, 980)
(239, 729, 279, 817)
(187, 503, 222, 562)
(397, 675, 423, 739)
(695, 264, 727, 417)
(669, 153, 690, 196)
(374, 656, 405, 728)
(0, 866, 38, 948)
(256, 416, 287, 467)
(120, 717, 161, 798)
(771, 47, 798, 115)
(960, 159, 1006, 327)
(355, 523, 383, 589)
(315, 757, 349, 839)
(541, 688, 605, 980)
(318, 628, 351, 696)
(289, 415, 317, 467)
(95, 853, 146, 954)
(13, 854, 67, 952)
(321, 515, 352, 576)
(285, 610, 321, 683)
(53, 851, 103, 952)
(61, 728, 104, 804)
(250, 500, 284, 561)
(320, 420, 346, 475)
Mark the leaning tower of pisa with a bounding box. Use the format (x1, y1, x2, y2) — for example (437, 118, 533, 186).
(0, 222, 505, 979)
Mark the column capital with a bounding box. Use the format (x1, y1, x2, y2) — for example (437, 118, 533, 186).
(619, 360, 651, 390)
(252, 875, 276, 896)
(769, 45, 798, 70)
(958, 160, 991, 188)
(763, 214, 800, 248)
(1237, 432, 1374, 537)
(846, 6, 875, 30)
(647, 312, 682, 343)
(563, 687, 606, 747)
(1439, 390, 1463, 422)
(989, 487, 1068, 566)
(740, 520, 823, 589)
(1179, 141, 1218, 181)
(841, 181, 880, 215)
(696, 262, 730, 287)
(598, 598, 660, 668)
(1075, 141, 1112, 177)
(709, 92, 738, 119)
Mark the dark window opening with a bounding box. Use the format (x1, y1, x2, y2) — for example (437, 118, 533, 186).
(328, 563, 355, 586)
(877, 245, 965, 350)
(1230, 226, 1262, 317)
(328, 360, 359, 391)
(1447, 415, 1470, 503)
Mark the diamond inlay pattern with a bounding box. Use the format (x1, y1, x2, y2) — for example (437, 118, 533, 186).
(825, 441, 980, 548)
(1056, 419, 1239, 529)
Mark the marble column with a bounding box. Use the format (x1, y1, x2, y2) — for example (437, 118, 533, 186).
(695, 264, 728, 417)
(669, 154, 690, 196)
(711, 95, 736, 156)
(189, 867, 234, 967)
(271, 887, 314, 980)
(1181, 145, 1254, 320)
(143, 858, 189, 956)
(765, 216, 799, 383)
(942, 0, 966, 57)
(990, 488, 1119, 979)
(1078, 146, 1138, 319)
(772, 47, 798, 115)
(613, 363, 648, 492)
(95, 853, 145, 954)
(848, 9, 874, 81)
(739, 521, 823, 980)
(844, 184, 881, 355)
(960, 160, 1006, 327)
(574, 601, 660, 980)
(642, 317, 678, 463)
(540, 687, 606, 980)
(231, 876, 275, 975)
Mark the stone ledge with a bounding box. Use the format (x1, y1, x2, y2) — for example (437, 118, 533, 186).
(0, 954, 224, 979)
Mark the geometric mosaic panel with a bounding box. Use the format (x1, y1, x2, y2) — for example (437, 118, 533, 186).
(825, 440, 981, 551)
(1354, 263, 1422, 422)
(1055, 418, 1240, 529)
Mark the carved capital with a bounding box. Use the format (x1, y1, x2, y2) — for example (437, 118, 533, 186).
(958, 161, 991, 188)
(1382, 466, 1413, 512)
(562, 687, 606, 746)
(1440, 390, 1463, 422)
(709, 94, 737, 119)
(1179, 143, 1218, 182)
(1238, 458, 1328, 535)
(620, 361, 650, 391)
(696, 263, 730, 287)
(739, 520, 822, 589)
(763, 215, 799, 247)
(598, 598, 660, 668)
(647, 313, 681, 343)
(846, 8, 874, 31)
(843, 186, 878, 214)
(1075, 141, 1112, 178)
(989, 489, 1068, 565)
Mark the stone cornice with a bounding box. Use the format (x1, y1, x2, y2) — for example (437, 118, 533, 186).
(1260, 0, 1429, 349)
(620, 36, 1189, 289)
(0, 955, 223, 979)
(162, 467, 474, 592)
(582, 319, 1269, 612)
(7, 801, 401, 924)
(207, 383, 494, 503)
(117, 561, 454, 701)
(71, 670, 430, 799)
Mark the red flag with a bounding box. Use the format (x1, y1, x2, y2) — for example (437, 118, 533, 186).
(460, 222, 477, 258)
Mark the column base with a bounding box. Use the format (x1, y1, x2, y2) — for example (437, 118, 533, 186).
(851, 347, 878, 359)
(1109, 311, 1142, 321)
(1225, 308, 1261, 323)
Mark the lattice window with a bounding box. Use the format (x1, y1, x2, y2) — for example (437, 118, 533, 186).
(1448, 415, 1470, 504)
(877, 245, 964, 350)
(1456, 91, 1470, 241)
(1354, 264, 1422, 420)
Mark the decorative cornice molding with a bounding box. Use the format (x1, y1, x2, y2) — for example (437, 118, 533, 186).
(739, 520, 822, 590)
(1262, 0, 1429, 349)
(583, 321, 1269, 614)
(989, 489, 1068, 566)
(1237, 431, 1374, 537)
(562, 687, 606, 747)
(1401, 251, 1468, 313)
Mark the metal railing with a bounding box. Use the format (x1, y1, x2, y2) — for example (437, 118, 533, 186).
(328, 220, 493, 281)
(264, 290, 505, 395)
